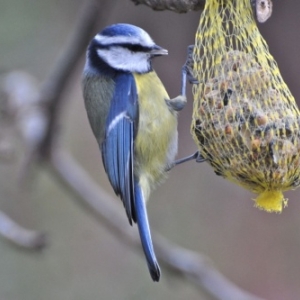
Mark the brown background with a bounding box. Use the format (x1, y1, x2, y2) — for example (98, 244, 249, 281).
(1, 0, 300, 299)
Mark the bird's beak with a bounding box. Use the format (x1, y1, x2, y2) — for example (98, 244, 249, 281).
(150, 45, 168, 56)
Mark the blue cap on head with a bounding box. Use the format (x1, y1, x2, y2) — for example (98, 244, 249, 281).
(101, 23, 142, 37)
(95, 23, 155, 49)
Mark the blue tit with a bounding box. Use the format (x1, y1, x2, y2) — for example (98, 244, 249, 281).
(82, 23, 187, 281)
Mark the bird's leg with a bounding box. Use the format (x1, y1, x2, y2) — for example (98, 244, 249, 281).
(181, 44, 199, 95)
(167, 151, 206, 171)
(167, 45, 205, 171)
(165, 45, 198, 112)
(174, 151, 206, 166)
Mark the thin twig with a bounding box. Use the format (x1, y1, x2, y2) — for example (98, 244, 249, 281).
(48, 148, 264, 300)
(0, 210, 46, 249)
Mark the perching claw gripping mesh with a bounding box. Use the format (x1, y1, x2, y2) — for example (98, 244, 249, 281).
(191, 0, 300, 212)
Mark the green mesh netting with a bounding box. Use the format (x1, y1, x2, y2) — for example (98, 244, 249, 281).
(191, 0, 300, 212)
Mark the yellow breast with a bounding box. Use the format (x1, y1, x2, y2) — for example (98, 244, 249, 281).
(133, 71, 178, 197)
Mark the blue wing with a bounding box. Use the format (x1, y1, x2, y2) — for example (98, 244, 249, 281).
(101, 73, 160, 281)
(101, 73, 138, 224)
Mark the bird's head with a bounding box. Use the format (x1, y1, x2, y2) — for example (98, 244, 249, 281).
(85, 23, 168, 74)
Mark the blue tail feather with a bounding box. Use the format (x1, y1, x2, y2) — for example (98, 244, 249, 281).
(134, 182, 161, 281)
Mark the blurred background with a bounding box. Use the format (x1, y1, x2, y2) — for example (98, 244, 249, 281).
(1, 0, 300, 299)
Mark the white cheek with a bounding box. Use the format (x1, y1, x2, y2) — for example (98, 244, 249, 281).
(97, 48, 150, 73)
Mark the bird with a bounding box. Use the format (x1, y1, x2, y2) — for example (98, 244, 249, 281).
(82, 23, 188, 281)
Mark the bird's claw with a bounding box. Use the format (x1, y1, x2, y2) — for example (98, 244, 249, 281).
(165, 95, 187, 112)
(181, 45, 199, 96)
(183, 45, 199, 85)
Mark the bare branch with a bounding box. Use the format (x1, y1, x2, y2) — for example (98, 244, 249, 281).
(37, 0, 103, 158)
(130, 0, 259, 15)
(131, 0, 205, 12)
(0, 210, 46, 249)
(154, 235, 264, 300)
(48, 148, 264, 300)
(22, 0, 115, 169)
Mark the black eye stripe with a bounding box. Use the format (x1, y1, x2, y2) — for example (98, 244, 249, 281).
(123, 43, 151, 52)
(97, 43, 152, 53)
